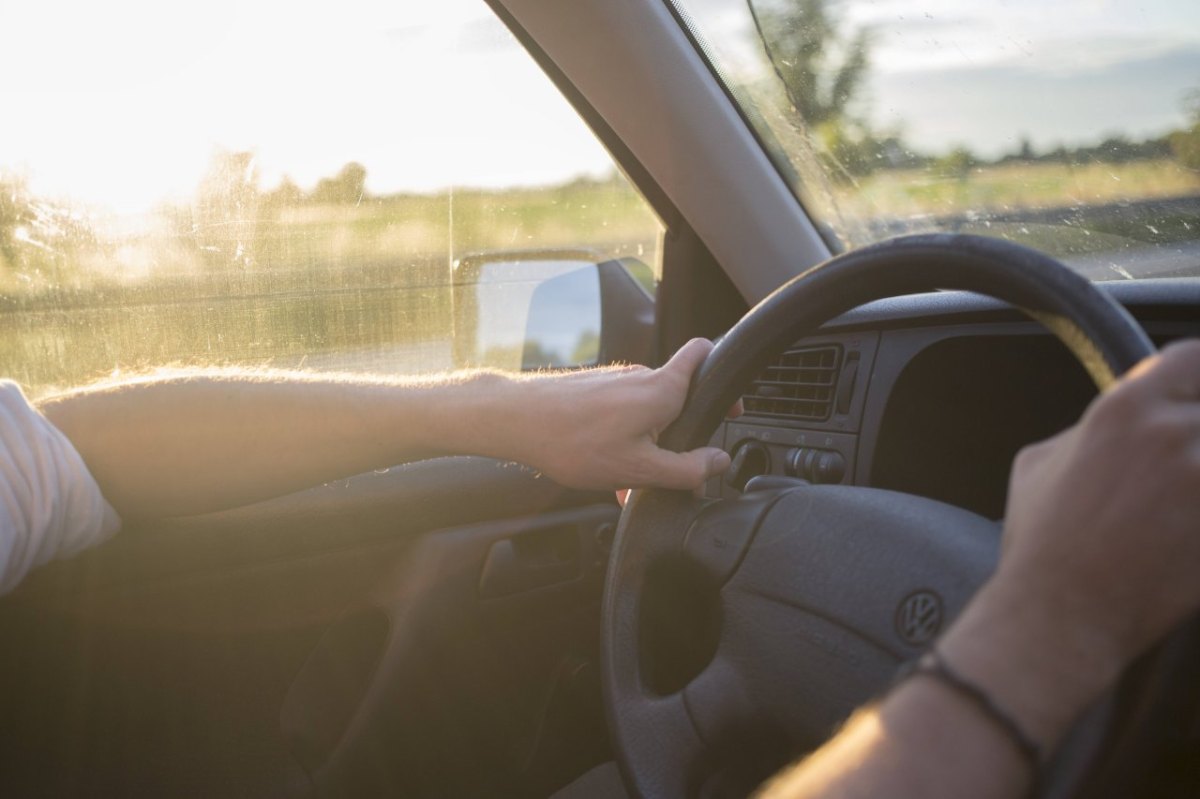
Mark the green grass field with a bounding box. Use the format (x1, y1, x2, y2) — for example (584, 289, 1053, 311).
(835, 158, 1200, 218)
(0, 177, 663, 395)
(3, 159, 1198, 397)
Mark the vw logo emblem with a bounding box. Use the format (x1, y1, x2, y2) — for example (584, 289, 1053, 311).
(895, 590, 943, 646)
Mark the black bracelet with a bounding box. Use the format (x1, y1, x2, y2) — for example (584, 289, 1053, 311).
(899, 649, 1044, 788)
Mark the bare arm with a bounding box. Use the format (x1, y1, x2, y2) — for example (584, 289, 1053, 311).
(760, 339, 1200, 799)
(36, 339, 731, 520)
(759, 582, 1117, 799)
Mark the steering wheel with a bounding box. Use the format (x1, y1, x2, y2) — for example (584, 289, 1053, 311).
(601, 234, 1159, 798)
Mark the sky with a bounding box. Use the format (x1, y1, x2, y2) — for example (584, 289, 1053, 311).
(2, 0, 1198, 213)
(845, 0, 1200, 155)
(687, 0, 1200, 154)
(0, 0, 614, 212)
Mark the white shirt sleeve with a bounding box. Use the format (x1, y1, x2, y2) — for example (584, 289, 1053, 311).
(0, 381, 121, 594)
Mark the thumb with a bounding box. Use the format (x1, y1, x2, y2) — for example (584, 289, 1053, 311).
(658, 338, 715, 384)
(639, 446, 731, 491)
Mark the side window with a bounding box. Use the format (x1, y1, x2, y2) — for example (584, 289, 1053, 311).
(0, 0, 663, 398)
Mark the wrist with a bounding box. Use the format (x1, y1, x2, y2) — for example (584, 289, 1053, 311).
(937, 577, 1123, 751)
(401, 370, 523, 461)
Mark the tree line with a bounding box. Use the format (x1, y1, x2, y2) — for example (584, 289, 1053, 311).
(4, 0, 1200, 278)
(751, 0, 1200, 178)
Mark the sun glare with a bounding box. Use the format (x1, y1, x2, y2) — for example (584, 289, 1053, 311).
(0, 0, 610, 216)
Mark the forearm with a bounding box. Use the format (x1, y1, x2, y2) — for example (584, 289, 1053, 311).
(765, 341, 1200, 799)
(760, 681, 1031, 799)
(37, 369, 519, 520)
(760, 580, 1118, 799)
(34, 339, 730, 522)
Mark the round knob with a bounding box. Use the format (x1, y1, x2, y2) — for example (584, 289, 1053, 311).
(813, 450, 846, 484)
(726, 440, 771, 491)
(786, 447, 818, 480)
(786, 447, 846, 484)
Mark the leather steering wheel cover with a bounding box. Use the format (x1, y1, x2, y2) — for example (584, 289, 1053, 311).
(659, 233, 1154, 454)
(605, 234, 1158, 798)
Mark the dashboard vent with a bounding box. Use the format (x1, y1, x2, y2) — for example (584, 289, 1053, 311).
(744, 345, 841, 422)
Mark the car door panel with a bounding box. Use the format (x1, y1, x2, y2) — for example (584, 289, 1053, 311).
(0, 460, 618, 798)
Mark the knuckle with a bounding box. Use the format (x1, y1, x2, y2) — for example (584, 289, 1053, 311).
(1087, 383, 1144, 427)
(1137, 409, 1183, 443)
(1160, 338, 1200, 361)
(1011, 442, 1037, 469)
(626, 458, 658, 488)
(681, 458, 706, 487)
(1012, 440, 1048, 473)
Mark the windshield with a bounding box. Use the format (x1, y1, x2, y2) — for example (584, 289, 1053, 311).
(670, 0, 1200, 280)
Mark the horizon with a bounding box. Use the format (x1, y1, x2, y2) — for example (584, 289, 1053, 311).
(2, 0, 1197, 214)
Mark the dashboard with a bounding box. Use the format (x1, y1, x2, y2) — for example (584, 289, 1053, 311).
(708, 279, 1200, 519)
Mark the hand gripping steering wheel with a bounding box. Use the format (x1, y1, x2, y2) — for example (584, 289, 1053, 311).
(602, 234, 1167, 798)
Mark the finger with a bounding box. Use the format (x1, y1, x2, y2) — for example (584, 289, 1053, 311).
(638, 446, 731, 491)
(615, 488, 631, 508)
(728, 398, 745, 419)
(657, 338, 715, 385)
(1123, 339, 1200, 402)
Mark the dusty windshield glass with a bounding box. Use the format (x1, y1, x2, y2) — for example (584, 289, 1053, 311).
(672, 0, 1200, 279)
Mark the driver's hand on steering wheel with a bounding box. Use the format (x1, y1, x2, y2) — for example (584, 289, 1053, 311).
(490, 338, 739, 493)
(757, 340, 1200, 799)
(936, 338, 1200, 748)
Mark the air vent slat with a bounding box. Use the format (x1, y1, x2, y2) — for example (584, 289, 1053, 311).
(754, 379, 837, 389)
(743, 344, 842, 422)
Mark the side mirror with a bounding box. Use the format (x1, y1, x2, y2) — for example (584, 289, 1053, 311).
(452, 249, 655, 370)
(521, 266, 602, 369)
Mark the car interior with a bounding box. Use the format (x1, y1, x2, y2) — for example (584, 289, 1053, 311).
(1, 0, 1199, 797)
